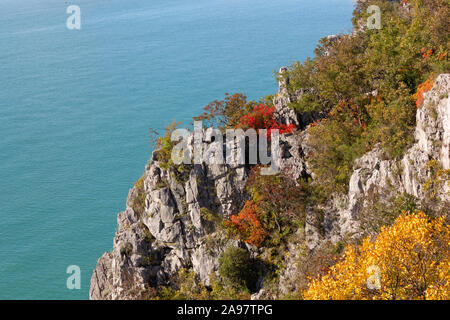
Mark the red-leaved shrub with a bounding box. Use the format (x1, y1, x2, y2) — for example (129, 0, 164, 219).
(236, 104, 296, 139)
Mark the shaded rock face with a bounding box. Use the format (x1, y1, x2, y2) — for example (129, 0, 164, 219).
(90, 205, 163, 300)
(90, 73, 449, 300)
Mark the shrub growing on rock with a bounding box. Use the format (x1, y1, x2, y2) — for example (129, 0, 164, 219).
(236, 103, 296, 138)
(225, 167, 314, 247)
(151, 120, 190, 183)
(193, 93, 254, 129)
(218, 246, 257, 291)
(131, 175, 146, 217)
(281, 0, 449, 198)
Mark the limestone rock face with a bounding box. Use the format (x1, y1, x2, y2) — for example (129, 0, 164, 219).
(90, 132, 250, 299)
(273, 67, 301, 128)
(274, 67, 327, 130)
(259, 75, 449, 297)
(414, 74, 450, 170)
(278, 130, 311, 182)
(90, 72, 449, 300)
(338, 74, 450, 237)
(89, 252, 113, 300)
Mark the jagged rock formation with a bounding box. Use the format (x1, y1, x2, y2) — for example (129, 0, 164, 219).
(273, 67, 301, 127)
(274, 67, 325, 130)
(90, 73, 449, 300)
(90, 130, 251, 299)
(339, 74, 450, 237)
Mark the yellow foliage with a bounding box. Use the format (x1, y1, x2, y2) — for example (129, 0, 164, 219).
(303, 212, 449, 300)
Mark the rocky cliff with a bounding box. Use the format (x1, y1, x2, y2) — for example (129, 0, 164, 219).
(90, 73, 449, 300)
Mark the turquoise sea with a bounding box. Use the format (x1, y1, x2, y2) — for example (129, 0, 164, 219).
(0, 0, 353, 299)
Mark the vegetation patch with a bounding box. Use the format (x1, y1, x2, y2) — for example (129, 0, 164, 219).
(280, 0, 449, 197)
(303, 212, 449, 300)
(218, 246, 258, 292)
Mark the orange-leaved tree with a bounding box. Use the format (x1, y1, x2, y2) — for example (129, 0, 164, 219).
(303, 212, 449, 300)
(225, 200, 266, 247)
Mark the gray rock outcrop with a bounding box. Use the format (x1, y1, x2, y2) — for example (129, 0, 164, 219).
(338, 74, 450, 237)
(90, 73, 449, 300)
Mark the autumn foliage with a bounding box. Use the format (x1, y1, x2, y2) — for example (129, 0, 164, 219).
(281, 0, 449, 197)
(421, 47, 433, 59)
(303, 212, 450, 300)
(236, 104, 296, 138)
(415, 76, 435, 108)
(225, 166, 312, 248)
(193, 93, 252, 129)
(225, 201, 266, 247)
